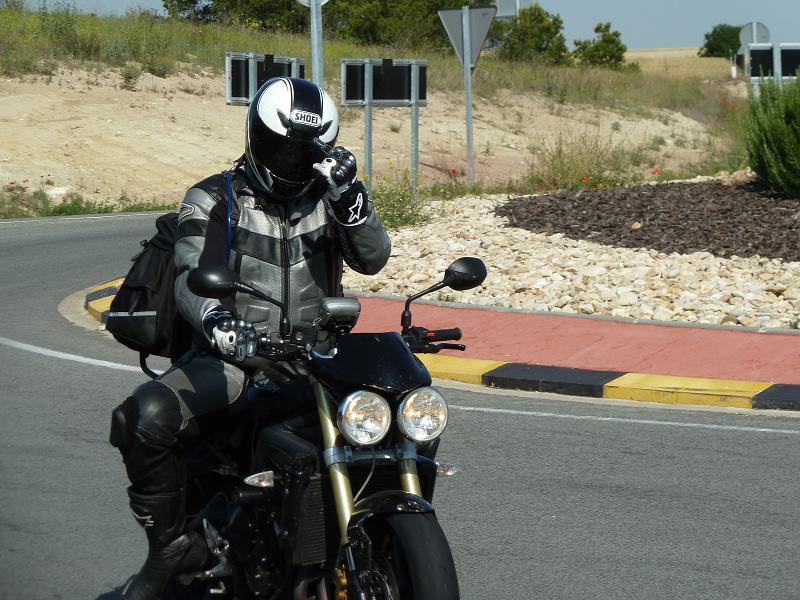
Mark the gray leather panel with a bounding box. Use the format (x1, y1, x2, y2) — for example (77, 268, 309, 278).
(156, 351, 247, 428)
(181, 187, 217, 222)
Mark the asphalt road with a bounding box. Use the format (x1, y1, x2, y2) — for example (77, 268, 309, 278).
(1, 214, 799, 600)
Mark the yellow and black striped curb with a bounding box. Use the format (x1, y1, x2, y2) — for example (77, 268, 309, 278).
(85, 281, 800, 410)
(84, 278, 123, 323)
(424, 359, 800, 411)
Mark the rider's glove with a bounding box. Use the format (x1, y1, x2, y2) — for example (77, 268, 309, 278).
(202, 308, 257, 362)
(313, 146, 368, 226)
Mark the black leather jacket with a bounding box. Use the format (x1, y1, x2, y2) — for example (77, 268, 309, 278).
(173, 168, 391, 342)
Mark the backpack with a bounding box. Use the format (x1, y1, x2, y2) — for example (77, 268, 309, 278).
(106, 172, 236, 374)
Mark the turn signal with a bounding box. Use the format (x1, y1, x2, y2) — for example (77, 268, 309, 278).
(243, 471, 275, 488)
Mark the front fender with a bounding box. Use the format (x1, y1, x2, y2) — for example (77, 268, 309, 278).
(348, 490, 433, 534)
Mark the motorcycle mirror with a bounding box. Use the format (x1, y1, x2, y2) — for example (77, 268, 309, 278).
(187, 266, 241, 299)
(442, 257, 487, 291)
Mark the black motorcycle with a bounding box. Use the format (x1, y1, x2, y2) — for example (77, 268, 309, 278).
(168, 256, 487, 600)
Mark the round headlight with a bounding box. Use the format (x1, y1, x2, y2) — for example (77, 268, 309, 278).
(337, 391, 392, 446)
(398, 387, 448, 442)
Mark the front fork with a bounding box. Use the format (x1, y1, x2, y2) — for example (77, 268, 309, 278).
(311, 379, 423, 544)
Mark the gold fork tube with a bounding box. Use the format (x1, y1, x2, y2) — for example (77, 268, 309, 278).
(313, 380, 354, 544)
(399, 458, 423, 497)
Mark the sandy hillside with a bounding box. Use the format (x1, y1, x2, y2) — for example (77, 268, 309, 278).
(1, 65, 723, 206)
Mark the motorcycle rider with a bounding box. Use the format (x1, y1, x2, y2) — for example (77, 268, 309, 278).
(108, 77, 391, 600)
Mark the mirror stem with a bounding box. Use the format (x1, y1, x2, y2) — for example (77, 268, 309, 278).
(401, 281, 448, 333)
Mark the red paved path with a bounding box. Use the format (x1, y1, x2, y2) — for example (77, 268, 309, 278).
(352, 297, 800, 385)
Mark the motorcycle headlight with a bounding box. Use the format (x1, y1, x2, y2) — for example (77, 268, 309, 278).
(398, 387, 449, 442)
(337, 390, 392, 446)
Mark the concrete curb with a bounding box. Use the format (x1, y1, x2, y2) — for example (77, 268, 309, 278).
(84, 280, 800, 411)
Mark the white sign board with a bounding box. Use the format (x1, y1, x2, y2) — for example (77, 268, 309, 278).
(438, 6, 497, 69)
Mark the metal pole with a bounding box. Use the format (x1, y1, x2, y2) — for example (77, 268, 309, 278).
(364, 61, 373, 192)
(310, 0, 323, 85)
(462, 6, 474, 186)
(410, 61, 420, 192)
(247, 52, 257, 101)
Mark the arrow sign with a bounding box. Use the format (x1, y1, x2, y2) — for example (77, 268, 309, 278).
(438, 5, 497, 69)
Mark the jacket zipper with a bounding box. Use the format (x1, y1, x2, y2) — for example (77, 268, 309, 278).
(280, 209, 290, 327)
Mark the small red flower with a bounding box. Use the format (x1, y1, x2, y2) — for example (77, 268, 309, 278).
(450, 167, 457, 176)
(21, 187, 27, 192)
(580, 176, 590, 183)
(651, 167, 662, 175)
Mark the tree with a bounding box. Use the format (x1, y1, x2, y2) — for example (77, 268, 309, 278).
(573, 22, 627, 69)
(496, 3, 570, 65)
(162, 0, 212, 20)
(325, 0, 474, 49)
(699, 23, 740, 58)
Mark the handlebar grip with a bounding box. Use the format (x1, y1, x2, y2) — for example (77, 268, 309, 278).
(425, 328, 462, 342)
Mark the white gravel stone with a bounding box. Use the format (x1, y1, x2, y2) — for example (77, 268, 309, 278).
(341, 194, 800, 330)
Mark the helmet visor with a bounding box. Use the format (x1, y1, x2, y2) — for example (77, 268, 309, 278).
(249, 125, 328, 185)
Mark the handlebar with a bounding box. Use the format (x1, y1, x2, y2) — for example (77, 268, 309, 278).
(422, 327, 462, 342)
(402, 326, 466, 354)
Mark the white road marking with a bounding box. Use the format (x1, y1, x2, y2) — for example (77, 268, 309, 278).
(0, 336, 140, 372)
(450, 404, 800, 436)
(0, 213, 157, 226)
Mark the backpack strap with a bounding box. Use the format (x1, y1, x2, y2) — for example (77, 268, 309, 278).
(223, 171, 234, 263)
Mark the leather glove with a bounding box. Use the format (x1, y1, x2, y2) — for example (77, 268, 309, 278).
(313, 147, 368, 226)
(202, 309, 257, 362)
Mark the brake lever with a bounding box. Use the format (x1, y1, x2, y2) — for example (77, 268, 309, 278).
(436, 343, 465, 351)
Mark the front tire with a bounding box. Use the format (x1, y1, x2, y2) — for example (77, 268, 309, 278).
(363, 512, 459, 600)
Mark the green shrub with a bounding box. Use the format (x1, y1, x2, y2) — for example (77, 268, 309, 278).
(496, 3, 571, 65)
(699, 23, 740, 58)
(0, 183, 116, 218)
(746, 80, 800, 197)
(372, 176, 429, 229)
(120, 63, 141, 90)
(573, 22, 628, 70)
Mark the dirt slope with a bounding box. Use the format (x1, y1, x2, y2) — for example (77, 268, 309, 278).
(1, 66, 716, 205)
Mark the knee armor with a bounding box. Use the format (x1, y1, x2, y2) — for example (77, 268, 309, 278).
(110, 381, 183, 450)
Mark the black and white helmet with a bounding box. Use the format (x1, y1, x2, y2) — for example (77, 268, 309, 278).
(245, 77, 339, 201)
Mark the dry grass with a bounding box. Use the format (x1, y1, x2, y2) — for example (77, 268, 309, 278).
(626, 47, 730, 79)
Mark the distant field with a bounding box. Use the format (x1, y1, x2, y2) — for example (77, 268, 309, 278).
(627, 47, 730, 79)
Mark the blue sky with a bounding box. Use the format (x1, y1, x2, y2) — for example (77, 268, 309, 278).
(28, 0, 799, 49)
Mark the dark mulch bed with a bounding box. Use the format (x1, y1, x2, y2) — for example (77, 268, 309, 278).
(495, 180, 800, 261)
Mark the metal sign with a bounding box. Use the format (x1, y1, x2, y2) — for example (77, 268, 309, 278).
(781, 44, 800, 79)
(740, 22, 770, 47)
(494, 0, 535, 19)
(438, 5, 497, 69)
(340, 59, 428, 191)
(341, 59, 428, 107)
(438, 5, 496, 186)
(225, 52, 305, 106)
(749, 44, 774, 78)
(739, 22, 770, 58)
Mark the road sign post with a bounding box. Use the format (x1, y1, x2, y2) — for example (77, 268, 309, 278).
(461, 6, 474, 184)
(438, 5, 496, 187)
(297, 0, 329, 85)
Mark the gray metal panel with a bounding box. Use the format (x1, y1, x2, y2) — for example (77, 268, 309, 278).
(224, 52, 306, 106)
(438, 6, 496, 68)
(339, 59, 428, 107)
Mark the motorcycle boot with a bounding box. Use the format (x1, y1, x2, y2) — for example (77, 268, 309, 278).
(120, 488, 209, 600)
